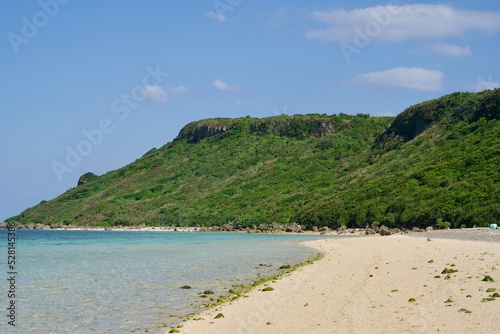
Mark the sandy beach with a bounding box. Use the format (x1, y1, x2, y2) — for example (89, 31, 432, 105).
(176, 229, 500, 334)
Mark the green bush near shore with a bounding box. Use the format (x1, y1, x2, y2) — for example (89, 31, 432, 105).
(7, 89, 500, 229)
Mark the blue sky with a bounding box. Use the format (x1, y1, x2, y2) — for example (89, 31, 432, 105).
(1, 0, 500, 221)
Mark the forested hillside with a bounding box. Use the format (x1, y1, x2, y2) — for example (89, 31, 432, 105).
(9, 89, 500, 229)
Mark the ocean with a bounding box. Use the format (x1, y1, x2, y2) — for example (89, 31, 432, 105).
(0, 230, 337, 333)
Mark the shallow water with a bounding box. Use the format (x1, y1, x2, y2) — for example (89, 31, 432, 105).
(0, 230, 337, 333)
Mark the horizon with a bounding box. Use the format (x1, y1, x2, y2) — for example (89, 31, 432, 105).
(2, 0, 500, 220)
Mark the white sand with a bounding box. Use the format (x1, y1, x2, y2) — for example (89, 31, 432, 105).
(175, 235, 500, 334)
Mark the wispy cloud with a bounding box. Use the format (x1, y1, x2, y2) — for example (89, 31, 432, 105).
(167, 85, 188, 95)
(205, 11, 227, 23)
(144, 85, 187, 103)
(145, 85, 168, 103)
(467, 81, 500, 92)
(307, 4, 500, 43)
(348, 67, 444, 91)
(265, 7, 306, 28)
(432, 43, 471, 57)
(212, 79, 239, 93)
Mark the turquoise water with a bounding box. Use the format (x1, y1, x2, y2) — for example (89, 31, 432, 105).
(0, 230, 337, 333)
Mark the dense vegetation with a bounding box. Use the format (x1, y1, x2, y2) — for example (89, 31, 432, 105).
(8, 89, 500, 229)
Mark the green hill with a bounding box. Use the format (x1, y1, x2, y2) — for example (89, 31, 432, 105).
(8, 89, 500, 229)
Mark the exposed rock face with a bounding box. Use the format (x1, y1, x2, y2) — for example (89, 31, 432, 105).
(249, 119, 335, 138)
(186, 124, 228, 143)
(176, 115, 340, 144)
(176, 120, 231, 143)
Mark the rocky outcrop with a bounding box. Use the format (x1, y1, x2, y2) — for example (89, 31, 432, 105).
(77, 172, 98, 186)
(184, 124, 228, 143)
(375, 89, 500, 149)
(249, 118, 335, 138)
(176, 119, 233, 143)
(176, 115, 341, 144)
(285, 223, 302, 233)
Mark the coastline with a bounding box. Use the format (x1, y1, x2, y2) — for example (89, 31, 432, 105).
(0, 221, 427, 236)
(177, 230, 500, 334)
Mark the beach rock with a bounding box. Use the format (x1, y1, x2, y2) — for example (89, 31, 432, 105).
(271, 222, 282, 231)
(365, 228, 377, 235)
(285, 223, 301, 233)
(50, 223, 64, 229)
(379, 228, 392, 236)
(258, 223, 269, 232)
(222, 223, 233, 231)
(426, 226, 434, 232)
(34, 223, 47, 230)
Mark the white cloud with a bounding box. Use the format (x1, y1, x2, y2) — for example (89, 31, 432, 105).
(144, 85, 187, 103)
(167, 85, 188, 95)
(212, 79, 239, 93)
(307, 4, 500, 43)
(432, 43, 471, 57)
(145, 85, 168, 103)
(348, 67, 444, 91)
(205, 11, 227, 23)
(468, 81, 500, 92)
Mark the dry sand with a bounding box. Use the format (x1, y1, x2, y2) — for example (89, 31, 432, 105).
(175, 230, 500, 334)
